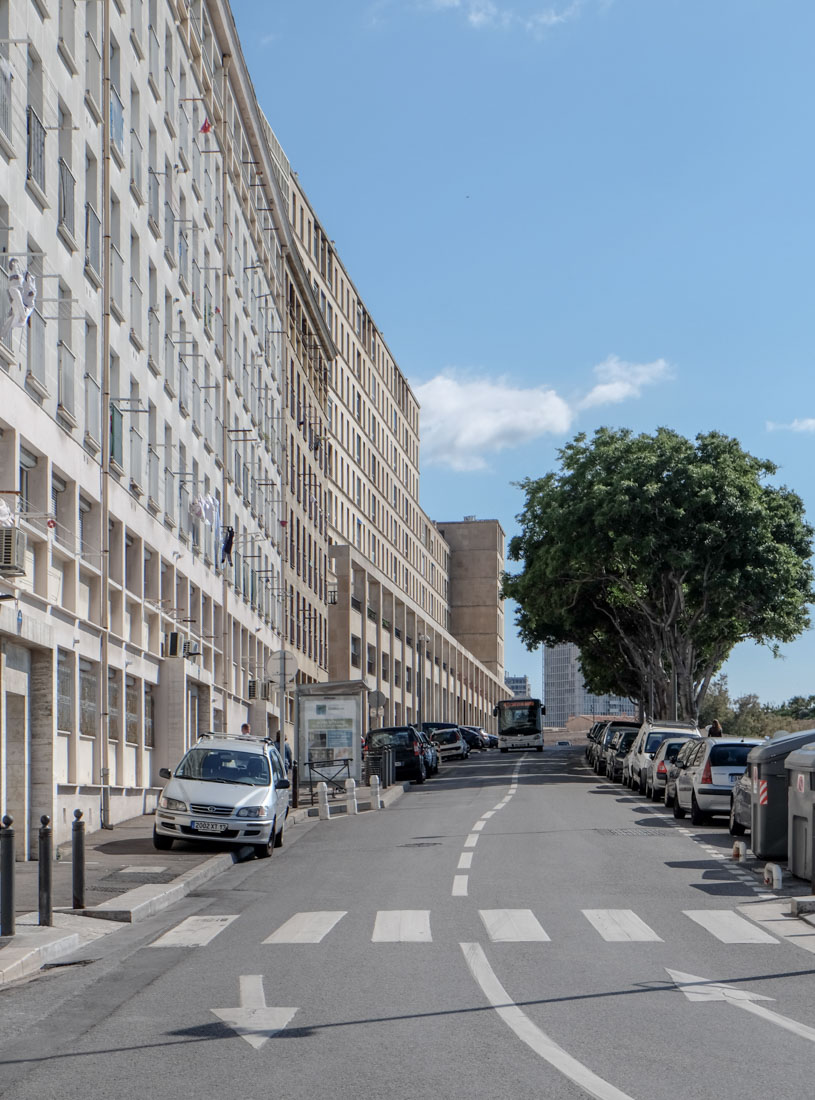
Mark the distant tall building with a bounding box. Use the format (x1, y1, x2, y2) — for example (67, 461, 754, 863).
(543, 644, 637, 727)
(505, 674, 532, 699)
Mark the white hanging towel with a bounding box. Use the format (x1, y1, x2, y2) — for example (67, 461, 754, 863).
(0, 259, 37, 344)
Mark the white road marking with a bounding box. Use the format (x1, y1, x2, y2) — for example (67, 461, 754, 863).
(372, 910, 432, 942)
(479, 909, 551, 942)
(464, 833, 480, 848)
(150, 914, 238, 948)
(582, 909, 662, 942)
(452, 875, 469, 896)
(458, 852, 473, 869)
(211, 975, 298, 1050)
(683, 909, 779, 944)
(481, 811, 495, 819)
(472, 821, 486, 832)
(462, 943, 636, 1100)
(263, 911, 347, 944)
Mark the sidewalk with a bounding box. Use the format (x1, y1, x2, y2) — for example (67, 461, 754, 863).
(0, 780, 407, 987)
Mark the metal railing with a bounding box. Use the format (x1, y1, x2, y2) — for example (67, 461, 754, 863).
(110, 243, 124, 313)
(178, 230, 188, 283)
(84, 374, 101, 445)
(178, 103, 189, 163)
(192, 378, 201, 430)
(110, 403, 123, 467)
(85, 32, 102, 113)
(58, 158, 75, 237)
(85, 203, 101, 280)
(147, 309, 159, 366)
(0, 54, 12, 142)
(57, 342, 75, 416)
(163, 334, 176, 392)
(110, 86, 124, 159)
(164, 202, 174, 256)
(26, 309, 46, 387)
(27, 106, 46, 192)
(129, 278, 143, 343)
(178, 357, 190, 412)
(191, 259, 201, 307)
(59, 0, 77, 62)
(164, 67, 176, 122)
(164, 467, 175, 522)
(147, 445, 160, 503)
(148, 26, 159, 89)
(148, 168, 160, 228)
(130, 130, 143, 197)
(130, 428, 143, 489)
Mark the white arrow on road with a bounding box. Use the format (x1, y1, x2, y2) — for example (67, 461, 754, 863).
(667, 968, 815, 1044)
(211, 975, 298, 1049)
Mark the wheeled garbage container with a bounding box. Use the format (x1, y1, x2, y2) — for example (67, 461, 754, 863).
(748, 730, 815, 860)
(784, 743, 815, 881)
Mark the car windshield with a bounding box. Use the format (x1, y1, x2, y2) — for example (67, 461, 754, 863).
(663, 741, 687, 762)
(176, 747, 270, 785)
(619, 733, 637, 751)
(710, 744, 754, 767)
(645, 733, 668, 753)
(368, 729, 412, 748)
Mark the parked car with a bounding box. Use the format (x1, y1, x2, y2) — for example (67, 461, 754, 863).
(416, 729, 439, 775)
(432, 726, 468, 761)
(154, 733, 290, 858)
(644, 735, 700, 800)
(594, 721, 639, 775)
(485, 732, 499, 749)
(366, 725, 430, 784)
(422, 722, 469, 760)
(624, 719, 700, 792)
(673, 737, 763, 825)
(729, 770, 752, 836)
(605, 728, 639, 783)
(663, 738, 700, 808)
(586, 722, 610, 768)
(460, 727, 488, 752)
(462, 725, 491, 750)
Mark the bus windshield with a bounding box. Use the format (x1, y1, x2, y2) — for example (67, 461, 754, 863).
(496, 700, 541, 734)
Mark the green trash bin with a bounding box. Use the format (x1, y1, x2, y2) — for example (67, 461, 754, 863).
(784, 744, 815, 881)
(748, 730, 815, 861)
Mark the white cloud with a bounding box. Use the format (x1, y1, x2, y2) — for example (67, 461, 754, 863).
(414, 354, 672, 471)
(766, 418, 815, 433)
(417, 0, 592, 35)
(578, 354, 671, 410)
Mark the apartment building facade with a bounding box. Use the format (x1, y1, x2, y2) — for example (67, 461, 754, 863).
(285, 177, 506, 730)
(0, 0, 332, 852)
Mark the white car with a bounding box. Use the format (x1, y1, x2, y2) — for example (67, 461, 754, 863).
(673, 737, 763, 825)
(154, 733, 290, 858)
(432, 726, 468, 761)
(624, 719, 700, 792)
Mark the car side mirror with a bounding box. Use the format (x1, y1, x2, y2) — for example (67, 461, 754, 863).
(276, 778, 290, 790)
(159, 767, 172, 780)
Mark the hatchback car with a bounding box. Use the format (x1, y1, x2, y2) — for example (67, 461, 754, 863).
(462, 725, 491, 750)
(154, 733, 290, 858)
(644, 735, 699, 801)
(460, 726, 488, 752)
(416, 729, 439, 775)
(366, 725, 430, 783)
(594, 721, 639, 775)
(625, 720, 700, 792)
(432, 726, 468, 761)
(605, 728, 638, 783)
(673, 737, 763, 825)
(663, 738, 700, 808)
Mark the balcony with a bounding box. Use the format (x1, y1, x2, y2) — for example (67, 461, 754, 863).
(110, 403, 124, 470)
(163, 335, 176, 395)
(84, 373, 101, 449)
(26, 309, 47, 395)
(178, 357, 190, 416)
(191, 259, 201, 315)
(164, 468, 175, 526)
(26, 106, 46, 198)
(57, 341, 76, 421)
(178, 230, 189, 286)
(178, 104, 189, 169)
(58, 158, 76, 242)
(85, 31, 102, 119)
(164, 203, 175, 264)
(84, 203, 102, 284)
(110, 243, 124, 319)
(164, 68, 176, 134)
(130, 130, 143, 202)
(130, 0, 145, 57)
(110, 86, 125, 165)
(129, 278, 143, 348)
(147, 169, 160, 235)
(148, 26, 160, 99)
(0, 54, 12, 147)
(147, 309, 159, 373)
(129, 428, 143, 494)
(192, 378, 201, 433)
(147, 446, 160, 510)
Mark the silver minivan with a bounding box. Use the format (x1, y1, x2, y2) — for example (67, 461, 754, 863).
(154, 733, 290, 858)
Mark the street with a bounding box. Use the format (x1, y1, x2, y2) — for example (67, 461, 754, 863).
(2, 745, 814, 1099)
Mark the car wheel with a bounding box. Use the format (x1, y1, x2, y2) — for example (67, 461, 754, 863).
(637, 772, 647, 795)
(152, 828, 174, 851)
(690, 794, 708, 826)
(536, 746, 543, 752)
(650, 783, 660, 802)
(729, 799, 746, 836)
(664, 785, 674, 808)
(274, 814, 285, 848)
(673, 796, 686, 819)
(255, 824, 276, 859)
(500, 747, 508, 754)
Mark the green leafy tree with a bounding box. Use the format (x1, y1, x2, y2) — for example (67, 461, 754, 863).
(697, 675, 735, 729)
(729, 693, 767, 739)
(503, 427, 814, 720)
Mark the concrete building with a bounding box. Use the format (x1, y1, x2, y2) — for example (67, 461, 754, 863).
(285, 179, 506, 731)
(543, 643, 637, 727)
(505, 675, 532, 699)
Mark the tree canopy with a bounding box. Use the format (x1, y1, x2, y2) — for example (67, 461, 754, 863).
(503, 427, 814, 720)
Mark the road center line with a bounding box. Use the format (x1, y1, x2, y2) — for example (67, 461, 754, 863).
(461, 943, 636, 1100)
(464, 833, 480, 848)
(458, 852, 473, 869)
(472, 821, 486, 832)
(452, 875, 469, 896)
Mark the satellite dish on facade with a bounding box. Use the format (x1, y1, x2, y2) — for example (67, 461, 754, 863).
(265, 650, 298, 686)
(368, 690, 386, 711)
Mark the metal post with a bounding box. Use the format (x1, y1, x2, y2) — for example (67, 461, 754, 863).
(1, 815, 15, 937)
(38, 815, 52, 927)
(291, 760, 299, 809)
(100, 767, 113, 829)
(72, 809, 85, 910)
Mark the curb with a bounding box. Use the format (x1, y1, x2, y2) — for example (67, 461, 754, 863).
(0, 927, 83, 987)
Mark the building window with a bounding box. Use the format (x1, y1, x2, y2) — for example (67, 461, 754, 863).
(57, 649, 74, 733)
(79, 660, 98, 738)
(108, 668, 121, 741)
(126, 675, 139, 744)
(144, 683, 154, 747)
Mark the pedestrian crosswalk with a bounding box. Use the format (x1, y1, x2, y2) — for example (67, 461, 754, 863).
(153, 906, 783, 949)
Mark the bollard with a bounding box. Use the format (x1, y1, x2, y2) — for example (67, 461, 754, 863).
(732, 840, 747, 862)
(370, 774, 382, 810)
(39, 815, 53, 927)
(291, 761, 299, 809)
(317, 781, 331, 821)
(1, 815, 15, 938)
(345, 777, 358, 815)
(764, 862, 783, 890)
(72, 809, 85, 910)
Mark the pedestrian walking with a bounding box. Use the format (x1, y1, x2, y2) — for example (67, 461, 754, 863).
(707, 719, 723, 737)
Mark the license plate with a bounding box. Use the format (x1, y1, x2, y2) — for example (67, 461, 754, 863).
(729, 774, 741, 784)
(191, 821, 227, 833)
(394, 761, 403, 768)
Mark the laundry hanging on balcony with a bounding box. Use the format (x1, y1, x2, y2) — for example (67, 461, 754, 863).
(0, 259, 37, 346)
(0, 500, 16, 527)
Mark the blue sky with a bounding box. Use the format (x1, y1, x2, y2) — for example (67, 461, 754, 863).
(233, 0, 815, 706)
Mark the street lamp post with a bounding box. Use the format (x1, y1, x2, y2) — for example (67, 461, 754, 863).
(416, 632, 430, 726)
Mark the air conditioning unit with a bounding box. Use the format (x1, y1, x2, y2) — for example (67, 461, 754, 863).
(260, 680, 275, 701)
(248, 680, 258, 700)
(0, 528, 27, 577)
(183, 641, 200, 658)
(164, 631, 182, 658)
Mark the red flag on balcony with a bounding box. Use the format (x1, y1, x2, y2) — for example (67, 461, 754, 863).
(200, 117, 212, 134)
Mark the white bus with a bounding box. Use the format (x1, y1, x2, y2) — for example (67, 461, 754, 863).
(493, 697, 544, 753)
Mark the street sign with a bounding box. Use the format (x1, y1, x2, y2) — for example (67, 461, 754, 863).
(211, 975, 298, 1049)
(266, 650, 298, 686)
(368, 690, 386, 710)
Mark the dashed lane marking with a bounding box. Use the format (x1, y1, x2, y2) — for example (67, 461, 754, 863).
(150, 915, 239, 948)
(582, 909, 663, 942)
(372, 910, 432, 942)
(684, 909, 779, 944)
(263, 911, 347, 944)
(452, 875, 469, 896)
(479, 909, 551, 942)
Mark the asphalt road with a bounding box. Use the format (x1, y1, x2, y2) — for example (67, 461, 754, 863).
(2, 745, 814, 1100)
